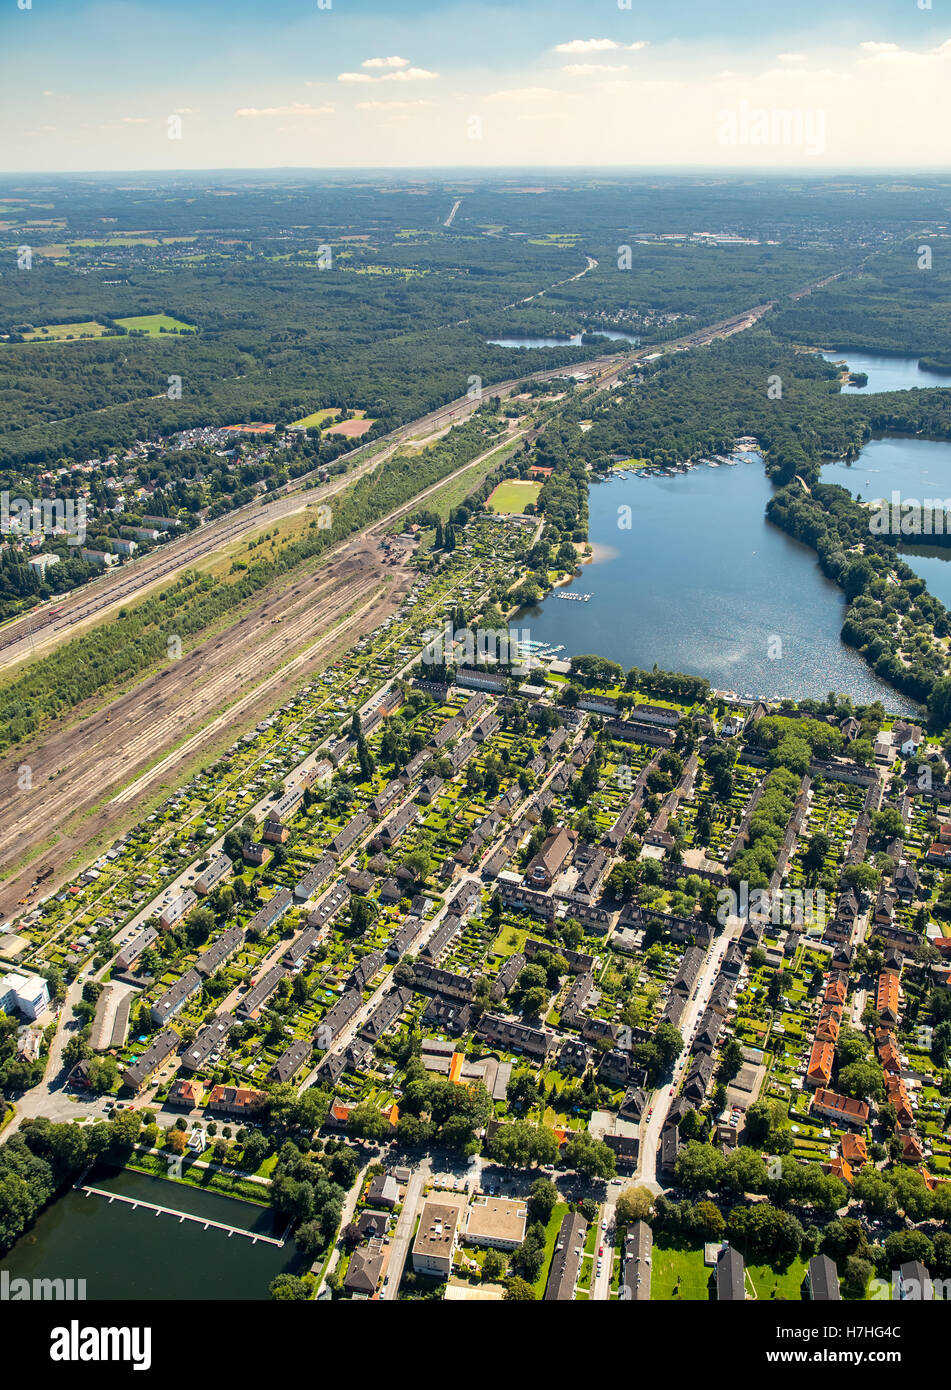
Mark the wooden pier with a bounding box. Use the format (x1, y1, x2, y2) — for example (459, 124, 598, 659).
(77, 1182, 285, 1246)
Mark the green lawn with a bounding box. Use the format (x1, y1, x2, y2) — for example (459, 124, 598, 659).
(115, 313, 196, 335)
(22, 320, 108, 341)
(651, 1242, 713, 1301)
(532, 1202, 571, 1297)
(747, 1257, 808, 1301)
(489, 924, 528, 959)
(487, 479, 541, 515)
(290, 407, 342, 429)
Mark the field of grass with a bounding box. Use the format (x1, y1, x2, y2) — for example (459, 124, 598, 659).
(22, 320, 108, 341)
(290, 407, 342, 429)
(651, 1242, 713, 1300)
(747, 1257, 808, 1301)
(533, 1202, 571, 1297)
(489, 924, 528, 960)
(487, 479, 542, 514)
(115, 313, 197, 335)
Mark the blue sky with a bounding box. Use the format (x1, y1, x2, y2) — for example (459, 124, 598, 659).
(2, 0, 949, 170)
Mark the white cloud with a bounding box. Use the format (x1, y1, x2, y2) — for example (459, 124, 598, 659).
(234, 103, 334, 118)
(121, 116, 149, 124)
(174, 107, 196, 115)
(554, 38, 646, 54)
(356, 99, 434, 110)
(486, 86, 559, 101)
(554, 38, 619, 54)
(362, 55, 409, 69)
(859, 41, 900, 53)
(777, 53, 805, 63)
(563, 63, 628, 76)
(338, 66, 438, 84)
(381, 67, 438, 82)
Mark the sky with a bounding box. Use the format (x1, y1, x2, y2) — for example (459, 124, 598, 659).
(1, 0, 950, 172)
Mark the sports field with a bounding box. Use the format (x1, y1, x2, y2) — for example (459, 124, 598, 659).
(487, 479, 542, 514)
(325, 416, 374, 438)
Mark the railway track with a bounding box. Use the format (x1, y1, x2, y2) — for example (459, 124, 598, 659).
(0, 565, 383, 866)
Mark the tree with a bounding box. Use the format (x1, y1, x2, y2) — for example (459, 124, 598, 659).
(269, 1274, 310, 1301)
(482, 1249, 507, 1282)
(615, 1185, 653, 1226)
(690, 1200, 725, 1241)
(166, 1128, 187, 1156)
(838, 1254, 872, 1300)
(527, 1177, 558, 1225)
(504, 1276, 537, 1301)
(295, 1220, 327, 1259)
(346, 1102, 392, 1144)
(821, 1218, 867, 1262)
(842, 862, 880, 894)
(837, 1061, 884, 1102)
(675, 1141, 725, 1192)
(563, 1132, 616, 1180)
(884, 1229, 934, 1269)
(727, 1203, 803, 1262)
(83, 1055, 119, 1094)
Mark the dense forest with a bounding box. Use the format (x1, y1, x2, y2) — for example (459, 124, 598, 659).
(2, 172, 941, 473)
(772, 237, 951, 368)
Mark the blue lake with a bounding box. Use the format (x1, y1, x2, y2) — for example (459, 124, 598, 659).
(819, 349, 951, 393)
(824, 435, 951, 611)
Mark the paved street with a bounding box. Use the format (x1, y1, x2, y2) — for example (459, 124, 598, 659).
(635, 914, 743, 1188)
(591, 1196, 616, 1300)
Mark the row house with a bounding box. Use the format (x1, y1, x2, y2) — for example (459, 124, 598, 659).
(410, 962, 478, 1002)
(477, 1013, 556, 1058)
(195, 927, 244, 978)
(150, 969, 202, 1027)
(293, 853, 337, 901)
(237, 964, 287, 1020)
(386, 916, 426, 961)
(811, 1088, 870, 1130)
(359, 986, 413, 1044)
(270, 1037, 312, 1084)
(180, 1014, 235, 1072)
(524, 937, 595, 973)
(420, 913, 464, 964)
(348, 950, 385, 993)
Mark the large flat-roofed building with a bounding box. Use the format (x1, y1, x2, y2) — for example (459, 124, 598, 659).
(0, 970, 50, 1020)
(412, 1199, 461, 1277)
(464, 1197, 527, 1251)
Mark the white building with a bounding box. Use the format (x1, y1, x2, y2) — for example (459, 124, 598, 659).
(0, 971, 50, 1020)
(27, 553, 60, 577)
